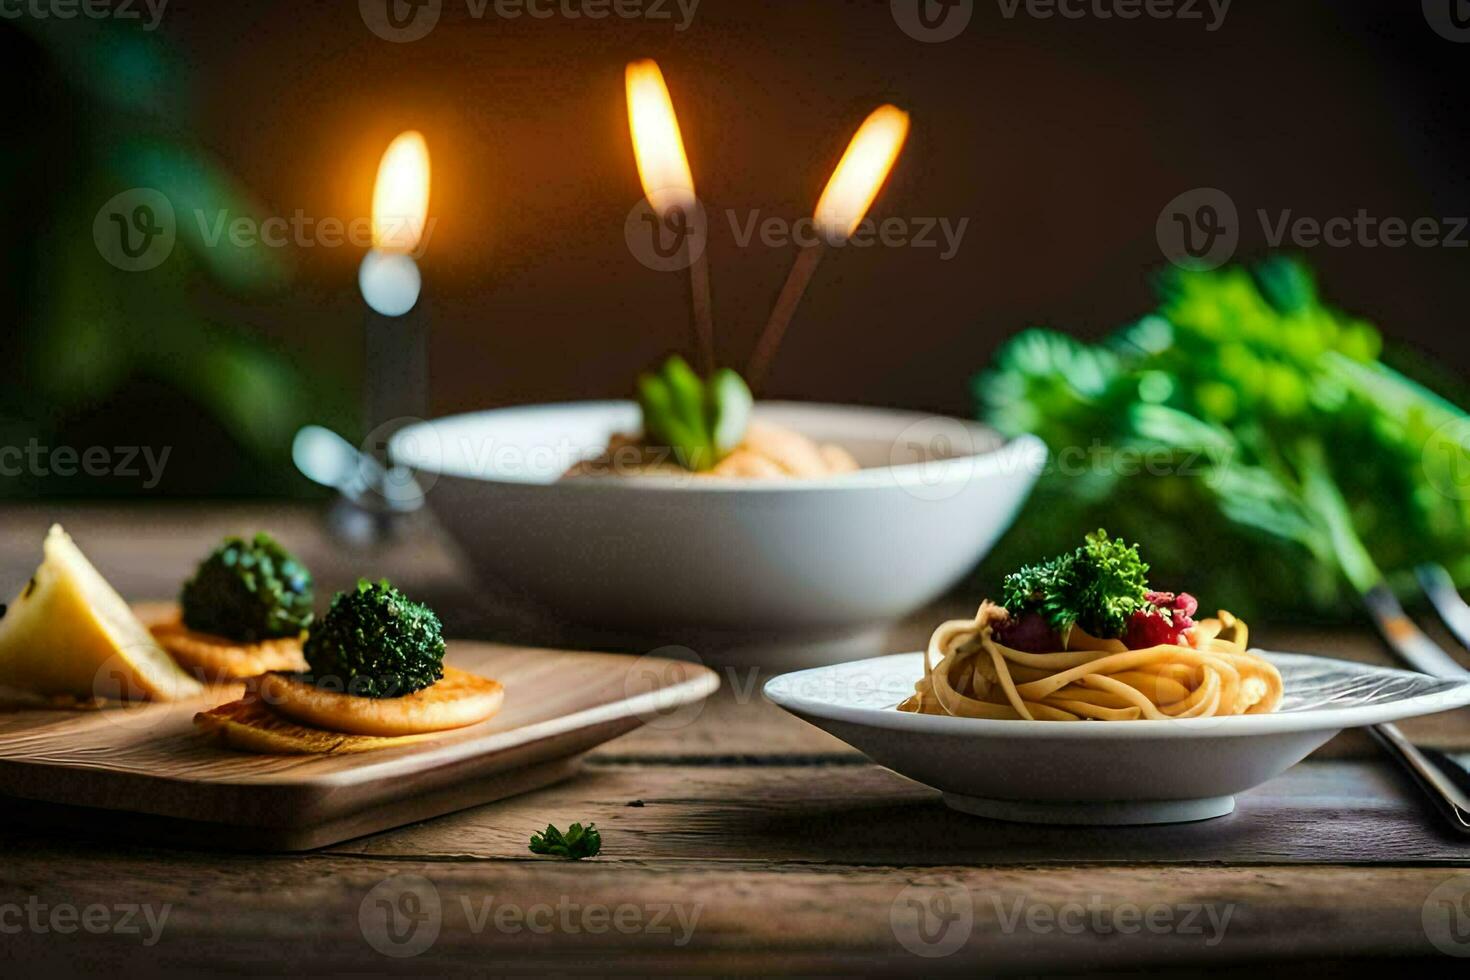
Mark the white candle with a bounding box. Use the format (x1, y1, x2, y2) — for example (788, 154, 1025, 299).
(361, 131, 432, 445)
(359, 250, 421, 317)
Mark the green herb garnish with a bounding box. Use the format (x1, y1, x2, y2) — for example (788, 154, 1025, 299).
(1001, 530, 1150, 640)
(180, 533, 313, 643)
(638, 355, 754, 471)
(978, 257, 1470, 618)
(302, 579, 444, 698)
(529, 822, 601, 860)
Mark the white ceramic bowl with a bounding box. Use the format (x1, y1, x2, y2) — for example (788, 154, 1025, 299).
(391, 402, 1045, 659)
(765, 650, 1470, 824)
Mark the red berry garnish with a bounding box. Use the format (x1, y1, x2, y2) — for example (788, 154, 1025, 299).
(1123, 591, 1198, 649)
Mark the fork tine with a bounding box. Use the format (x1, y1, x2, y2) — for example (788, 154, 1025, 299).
(1368, 725, 1470, 834)
(1361, 582, 1468, 679)
(1360, 578, 1470, 836)
(1415, 563, 1470, 653)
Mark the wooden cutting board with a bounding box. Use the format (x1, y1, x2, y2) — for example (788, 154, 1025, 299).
(0, 643, 719, 851)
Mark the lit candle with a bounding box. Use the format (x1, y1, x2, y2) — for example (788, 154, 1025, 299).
(746, 105, 910, 391)
(626, 59, 714, 374)
(361, 130, 431, 456)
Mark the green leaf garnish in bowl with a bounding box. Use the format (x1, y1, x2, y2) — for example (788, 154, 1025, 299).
(637, 355, 754, 471)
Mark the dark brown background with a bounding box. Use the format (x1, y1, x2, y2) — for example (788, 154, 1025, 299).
(5, 1, 1469, 494)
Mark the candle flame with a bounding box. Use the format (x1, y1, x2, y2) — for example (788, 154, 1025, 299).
(813, 105, 910, 242)
(626, 59, 696, 217)
(371, 130, 431, 253)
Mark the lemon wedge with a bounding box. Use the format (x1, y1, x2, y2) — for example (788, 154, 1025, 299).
(0, 525, 203, 701)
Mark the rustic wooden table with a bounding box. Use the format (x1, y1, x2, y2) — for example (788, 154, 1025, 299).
(2, 504, 1469, 974)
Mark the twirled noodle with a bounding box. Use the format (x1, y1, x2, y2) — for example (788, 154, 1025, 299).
(898, 601, 1283, 721)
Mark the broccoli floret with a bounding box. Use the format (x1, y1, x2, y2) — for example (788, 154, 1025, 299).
(303, 579, 445, 698)
(180, 533, 313, 642)
(1070, 530, 1152, 638)
(1000, 529, 1150, 640)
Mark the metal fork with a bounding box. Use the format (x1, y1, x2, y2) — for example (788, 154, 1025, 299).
(1359, 569, 1470, 834)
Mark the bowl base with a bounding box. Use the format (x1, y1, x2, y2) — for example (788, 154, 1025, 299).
(941, 792, 1236, 825)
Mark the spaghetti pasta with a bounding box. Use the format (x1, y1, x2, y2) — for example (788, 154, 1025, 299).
(898, 601, 1283, 721)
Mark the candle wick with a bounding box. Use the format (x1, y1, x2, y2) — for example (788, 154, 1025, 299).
(746, 244, 825, 393)
(686, 228, 715, 376)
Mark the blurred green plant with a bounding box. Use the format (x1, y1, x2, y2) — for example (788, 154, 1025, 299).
(2, 19, 352, 496)
(976, 257, 1470, 620)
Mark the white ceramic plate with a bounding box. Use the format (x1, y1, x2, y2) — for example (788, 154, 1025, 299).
(764, 651, 1470, 825)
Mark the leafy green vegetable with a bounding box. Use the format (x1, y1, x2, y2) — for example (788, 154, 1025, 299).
(302, 579, 444, 698)
(529, 822, 602, 860)
(708, 368, 756, 457)
(180, 533, 313, 642)
(4, 20, 334, 501)
(638, 356, 754, 471)
(977, 257, 1470, 618)
(1001, 530, 1150, 639)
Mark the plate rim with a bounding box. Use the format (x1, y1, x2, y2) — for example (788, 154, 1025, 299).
(763, 649, 1470, 739)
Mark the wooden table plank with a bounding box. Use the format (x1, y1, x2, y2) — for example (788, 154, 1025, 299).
(5, 503, 1470, 974)
(0, 847, 1462, 973)
(4, 758, 1463, 868)
(300, 760, 1470, 867)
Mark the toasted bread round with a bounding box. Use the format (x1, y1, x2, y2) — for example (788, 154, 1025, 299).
(147, 610, 308, 682)
(195, 696, 441, 754)
(255, 666, 504, 736)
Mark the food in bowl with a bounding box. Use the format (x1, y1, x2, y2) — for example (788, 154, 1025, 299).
(390, 402, 1045, 654)
(563, 355, 857, 480)
(900, 531, 1283, 721)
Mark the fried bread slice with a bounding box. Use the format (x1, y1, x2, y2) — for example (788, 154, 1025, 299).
(147, 610, 308, 681)
(255, 666, 504, 737)
(194, 695, 445, 755)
